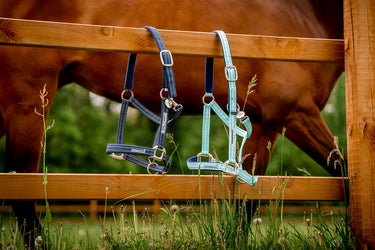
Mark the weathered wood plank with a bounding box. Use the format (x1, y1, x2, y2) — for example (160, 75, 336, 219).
(0, 174, 346, 201)
(0, 17, 344, 63)
(344, 0, 375, 248)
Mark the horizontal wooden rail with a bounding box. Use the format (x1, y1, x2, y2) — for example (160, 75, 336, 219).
(0, 18, 344, 63)
(0, 174, 346, 201)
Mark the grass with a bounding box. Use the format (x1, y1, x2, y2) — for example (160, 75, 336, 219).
(0, 194, 355, 249)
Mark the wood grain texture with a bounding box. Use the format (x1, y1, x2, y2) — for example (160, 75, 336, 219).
(0, 174, 345, 201)
(0, 17, 344, 62)
(344, 0, 375, 248)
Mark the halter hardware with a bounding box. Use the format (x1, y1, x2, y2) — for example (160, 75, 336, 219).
(106, 27, 182, 174)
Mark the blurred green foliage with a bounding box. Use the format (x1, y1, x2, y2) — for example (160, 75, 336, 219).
(0, 75, 346, 176)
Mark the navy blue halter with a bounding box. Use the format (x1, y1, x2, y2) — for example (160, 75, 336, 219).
(106, 26, 182, 173)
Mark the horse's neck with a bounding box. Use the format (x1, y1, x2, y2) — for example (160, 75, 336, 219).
(310, 0, 343, 39)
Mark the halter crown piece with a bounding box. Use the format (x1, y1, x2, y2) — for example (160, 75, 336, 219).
(106, 26, 182, 174)
(187, 31, 258, 185)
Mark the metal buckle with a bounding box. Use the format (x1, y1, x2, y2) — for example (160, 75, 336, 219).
(239, 115, 249, 123)
(223, 160, 239, 176)
(160, 50, 174, 66)
(197, 152, 213, 162)
(109, 153, 125, 160)
(224, 65, 238, 81)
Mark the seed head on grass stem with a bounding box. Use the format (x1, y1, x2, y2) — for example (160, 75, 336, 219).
(242, 74, 257, 111)
(253, 217, 263, 242)
(34, 83, 54, 224)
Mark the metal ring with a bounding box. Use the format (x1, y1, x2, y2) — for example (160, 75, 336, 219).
(160, 88, 169, 99)
(146, 159, 161, 175)
(202, 94, 215, 105)
(121, 90, 134, 100)
(236, 176, 246, 184)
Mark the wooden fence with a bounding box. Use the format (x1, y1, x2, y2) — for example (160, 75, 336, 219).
(0, 174, 345, 201)
(0, 18, 346, 203)
(0, 1, 374, 246)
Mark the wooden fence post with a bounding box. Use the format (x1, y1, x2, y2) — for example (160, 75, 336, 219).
(89, 200, 98, 222)
(344, 0, 375, 248)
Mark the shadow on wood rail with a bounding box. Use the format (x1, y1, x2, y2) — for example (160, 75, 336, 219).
(0, 174, 346, 201)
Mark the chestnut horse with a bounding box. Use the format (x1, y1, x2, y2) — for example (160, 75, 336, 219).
(0, 0, 343, 241)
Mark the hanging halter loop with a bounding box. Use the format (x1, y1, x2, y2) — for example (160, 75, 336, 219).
(106, 26, 183, 174)
(187, 30, 258, 185)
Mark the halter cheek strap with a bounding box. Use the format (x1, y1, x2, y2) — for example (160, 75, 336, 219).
(187, 30, 258, 185)
(106, 26, 182, 174)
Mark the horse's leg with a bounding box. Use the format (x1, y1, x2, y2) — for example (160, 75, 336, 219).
(253, 61, 344, 177)
(241, 121, 279, 220)
(4, 105, 47, 244)
(257, 79, 344, 176)
(3, 111, 44, 245)
(242, 121, 279, 175)
(282, 105, 344, 177)
(1, 77, 57, 246)
(0, 111, 4, 139)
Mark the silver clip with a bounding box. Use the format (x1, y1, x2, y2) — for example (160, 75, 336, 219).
(236, 111, 245, 119)
(165, 98, 174, 109)
(165, 98, 182, 111)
